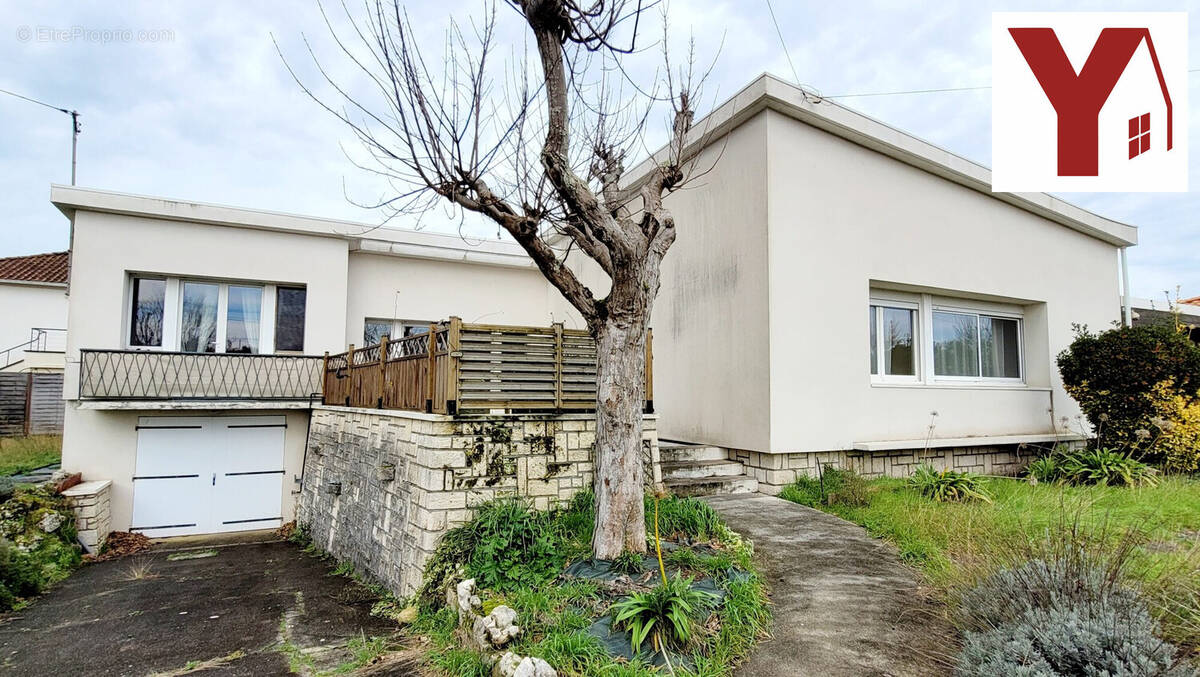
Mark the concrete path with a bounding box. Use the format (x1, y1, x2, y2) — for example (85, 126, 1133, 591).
(703, 494, 957, 677)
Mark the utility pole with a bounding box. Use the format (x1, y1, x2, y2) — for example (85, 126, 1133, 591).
(70, 110, 80, 185)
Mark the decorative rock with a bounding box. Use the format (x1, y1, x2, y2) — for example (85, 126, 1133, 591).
(38, 512, 63, 533)
(456, 578, 482, 618)
(493, 652, 556, 677)
(476, 604, 520, 647)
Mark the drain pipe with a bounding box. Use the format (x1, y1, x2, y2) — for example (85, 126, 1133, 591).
(1120, 247, 1133, 328)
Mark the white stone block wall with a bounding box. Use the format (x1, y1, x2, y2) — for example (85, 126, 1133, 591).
(297, 406, 659, 597)
(62, 480, 112, 554)
(732, 445, 1033, 496)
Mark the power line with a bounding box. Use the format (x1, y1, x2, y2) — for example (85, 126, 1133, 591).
(826, 85, 991, 99)
(827, 68, 1199, 99)
(0, 87, 70, 114)
(763, 0, 807, 99)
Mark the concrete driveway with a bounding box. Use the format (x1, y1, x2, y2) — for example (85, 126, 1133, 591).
(0, 537, 412, 676)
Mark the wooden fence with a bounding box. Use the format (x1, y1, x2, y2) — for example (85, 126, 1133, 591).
(322, 318, 653, 415)
(0, 373, 64, 436)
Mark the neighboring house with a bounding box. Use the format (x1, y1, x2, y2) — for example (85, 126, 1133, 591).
(1132, 297, 1200, 344)
(0, 252, 68, 372)
(54, 73, 1139, 537)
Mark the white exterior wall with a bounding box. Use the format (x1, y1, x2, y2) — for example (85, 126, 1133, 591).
(344, 252, 556, 344)
(763, 109, 1120, 452)
(0, 282, 67, 356)
(648, 114, 772, 450)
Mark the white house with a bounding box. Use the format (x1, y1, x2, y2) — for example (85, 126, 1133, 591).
(0, 252, 68, 373)
(52, 74, 1136, 538)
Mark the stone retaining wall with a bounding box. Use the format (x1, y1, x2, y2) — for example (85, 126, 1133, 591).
(297, 405, 659, 597)
(733, 445, 1034, 495)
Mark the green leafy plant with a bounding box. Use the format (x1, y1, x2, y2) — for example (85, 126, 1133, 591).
(610, 572, 716, 654)
(1059, 447, 1157, 487)
(611, 550, 644, 575)
(0, 485, 82, 610)
(648, 494, 722, 540)
(1026, 455, 1062, 484)
(909, 464, 992, 503)
(779, 466, 869, 507)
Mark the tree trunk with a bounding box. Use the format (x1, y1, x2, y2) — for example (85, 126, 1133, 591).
(591, 315, 649, 558)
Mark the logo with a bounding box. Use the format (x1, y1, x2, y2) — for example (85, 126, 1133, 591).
(992, 12, 1187, 192)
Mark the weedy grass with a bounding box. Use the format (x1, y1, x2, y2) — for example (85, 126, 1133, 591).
(781, 471, 1200, 652)
(0, 435, 61, 478)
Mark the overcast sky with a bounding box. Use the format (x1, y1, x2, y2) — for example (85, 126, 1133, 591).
(2, 1, 1197, 300)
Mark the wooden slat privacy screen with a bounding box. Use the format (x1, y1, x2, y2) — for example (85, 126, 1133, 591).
(322, 318, 652, 415)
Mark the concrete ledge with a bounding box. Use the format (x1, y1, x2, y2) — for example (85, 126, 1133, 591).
(77, 400, 314, 411)
(61, 479, 111, 497)
(851, 433, 1084, 452)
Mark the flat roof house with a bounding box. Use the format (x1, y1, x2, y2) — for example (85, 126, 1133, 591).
(52, 74, 1137, 542)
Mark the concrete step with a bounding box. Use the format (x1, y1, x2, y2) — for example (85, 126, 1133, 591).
(659, 443, 728, 463)
(661, 459, 748, 480)
(664, 474, 759, 497)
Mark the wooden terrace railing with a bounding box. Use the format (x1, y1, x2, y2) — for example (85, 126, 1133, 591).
(322, 318, 653, 415)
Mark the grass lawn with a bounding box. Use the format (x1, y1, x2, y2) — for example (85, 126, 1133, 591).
(0, 435, 62, 477)
(782, 472, 1200, 651)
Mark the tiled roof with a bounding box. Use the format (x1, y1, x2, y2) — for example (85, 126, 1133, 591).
(1182, 296, 1200, 307)
(0, 251, 69, 284)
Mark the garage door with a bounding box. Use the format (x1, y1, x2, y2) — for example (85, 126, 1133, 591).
(132, 415, 286, 537)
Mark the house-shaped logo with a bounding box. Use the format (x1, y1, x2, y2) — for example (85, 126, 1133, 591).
(992, 12, 1188, 192)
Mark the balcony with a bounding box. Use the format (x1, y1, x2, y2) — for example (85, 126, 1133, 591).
(78, 350, 324, 402)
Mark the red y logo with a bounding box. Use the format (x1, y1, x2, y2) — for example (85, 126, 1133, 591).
(1008, 27, 1173, 176)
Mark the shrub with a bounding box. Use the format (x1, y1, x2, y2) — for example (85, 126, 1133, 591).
(0, 486, 82, 610)
(610, 572, 716, 653)
(1059, 447, 1157, 487)
(1025, 455, 1061, 484)
(610, 550, 644, 575)
(648, 494, 722, 540)
(779, 466, 869, 507)
(909, 464, 992, 503)
(1057, 324, 1200, 465)
(956, 557, 1185, 675)
(1142, 381, 1200, 474)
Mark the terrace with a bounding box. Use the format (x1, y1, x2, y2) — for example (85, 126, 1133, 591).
(322, 318, 653, 415)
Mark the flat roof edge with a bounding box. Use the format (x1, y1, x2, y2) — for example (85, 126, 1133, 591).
(625, 74, 1137, 248)
(49, 185, 535, 264)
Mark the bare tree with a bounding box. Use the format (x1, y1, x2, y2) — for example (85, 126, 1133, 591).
(281, 0, 708, 558)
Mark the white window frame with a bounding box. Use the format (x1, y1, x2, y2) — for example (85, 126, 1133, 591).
(869, 299, 920, 384)
(870, 291, 1026, 387)
(125, 274, 302, 354)
(362, 318, 432, 346)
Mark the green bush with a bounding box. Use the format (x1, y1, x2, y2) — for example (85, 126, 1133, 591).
(909, 464, 991, 503)
(648, 494, 722, 541)
(779, 466, 869, 507)
(1025, 456, 1061, 484)
(0, 485, 82, 610)
(1060, 447, 1157, 487)
(956, 557, 1185, 675)
(1057, 324, 1200, 466)
(610, 572, 716, 653)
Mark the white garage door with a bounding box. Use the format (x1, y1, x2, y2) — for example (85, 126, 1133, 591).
(132, 415, 286, 537)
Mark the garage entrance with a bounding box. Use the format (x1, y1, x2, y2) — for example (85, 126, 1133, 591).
(131, 415, 286, 537)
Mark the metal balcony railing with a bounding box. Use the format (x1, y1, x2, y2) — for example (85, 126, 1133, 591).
(0, 328, 66, 370)
(78, 349, 324, 401)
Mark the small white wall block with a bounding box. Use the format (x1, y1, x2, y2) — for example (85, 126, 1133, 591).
(61, 480, 113, 554)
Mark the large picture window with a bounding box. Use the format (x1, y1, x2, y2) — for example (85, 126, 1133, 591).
(126, 275, 306, 354)
(870, 293, 1024, 385)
